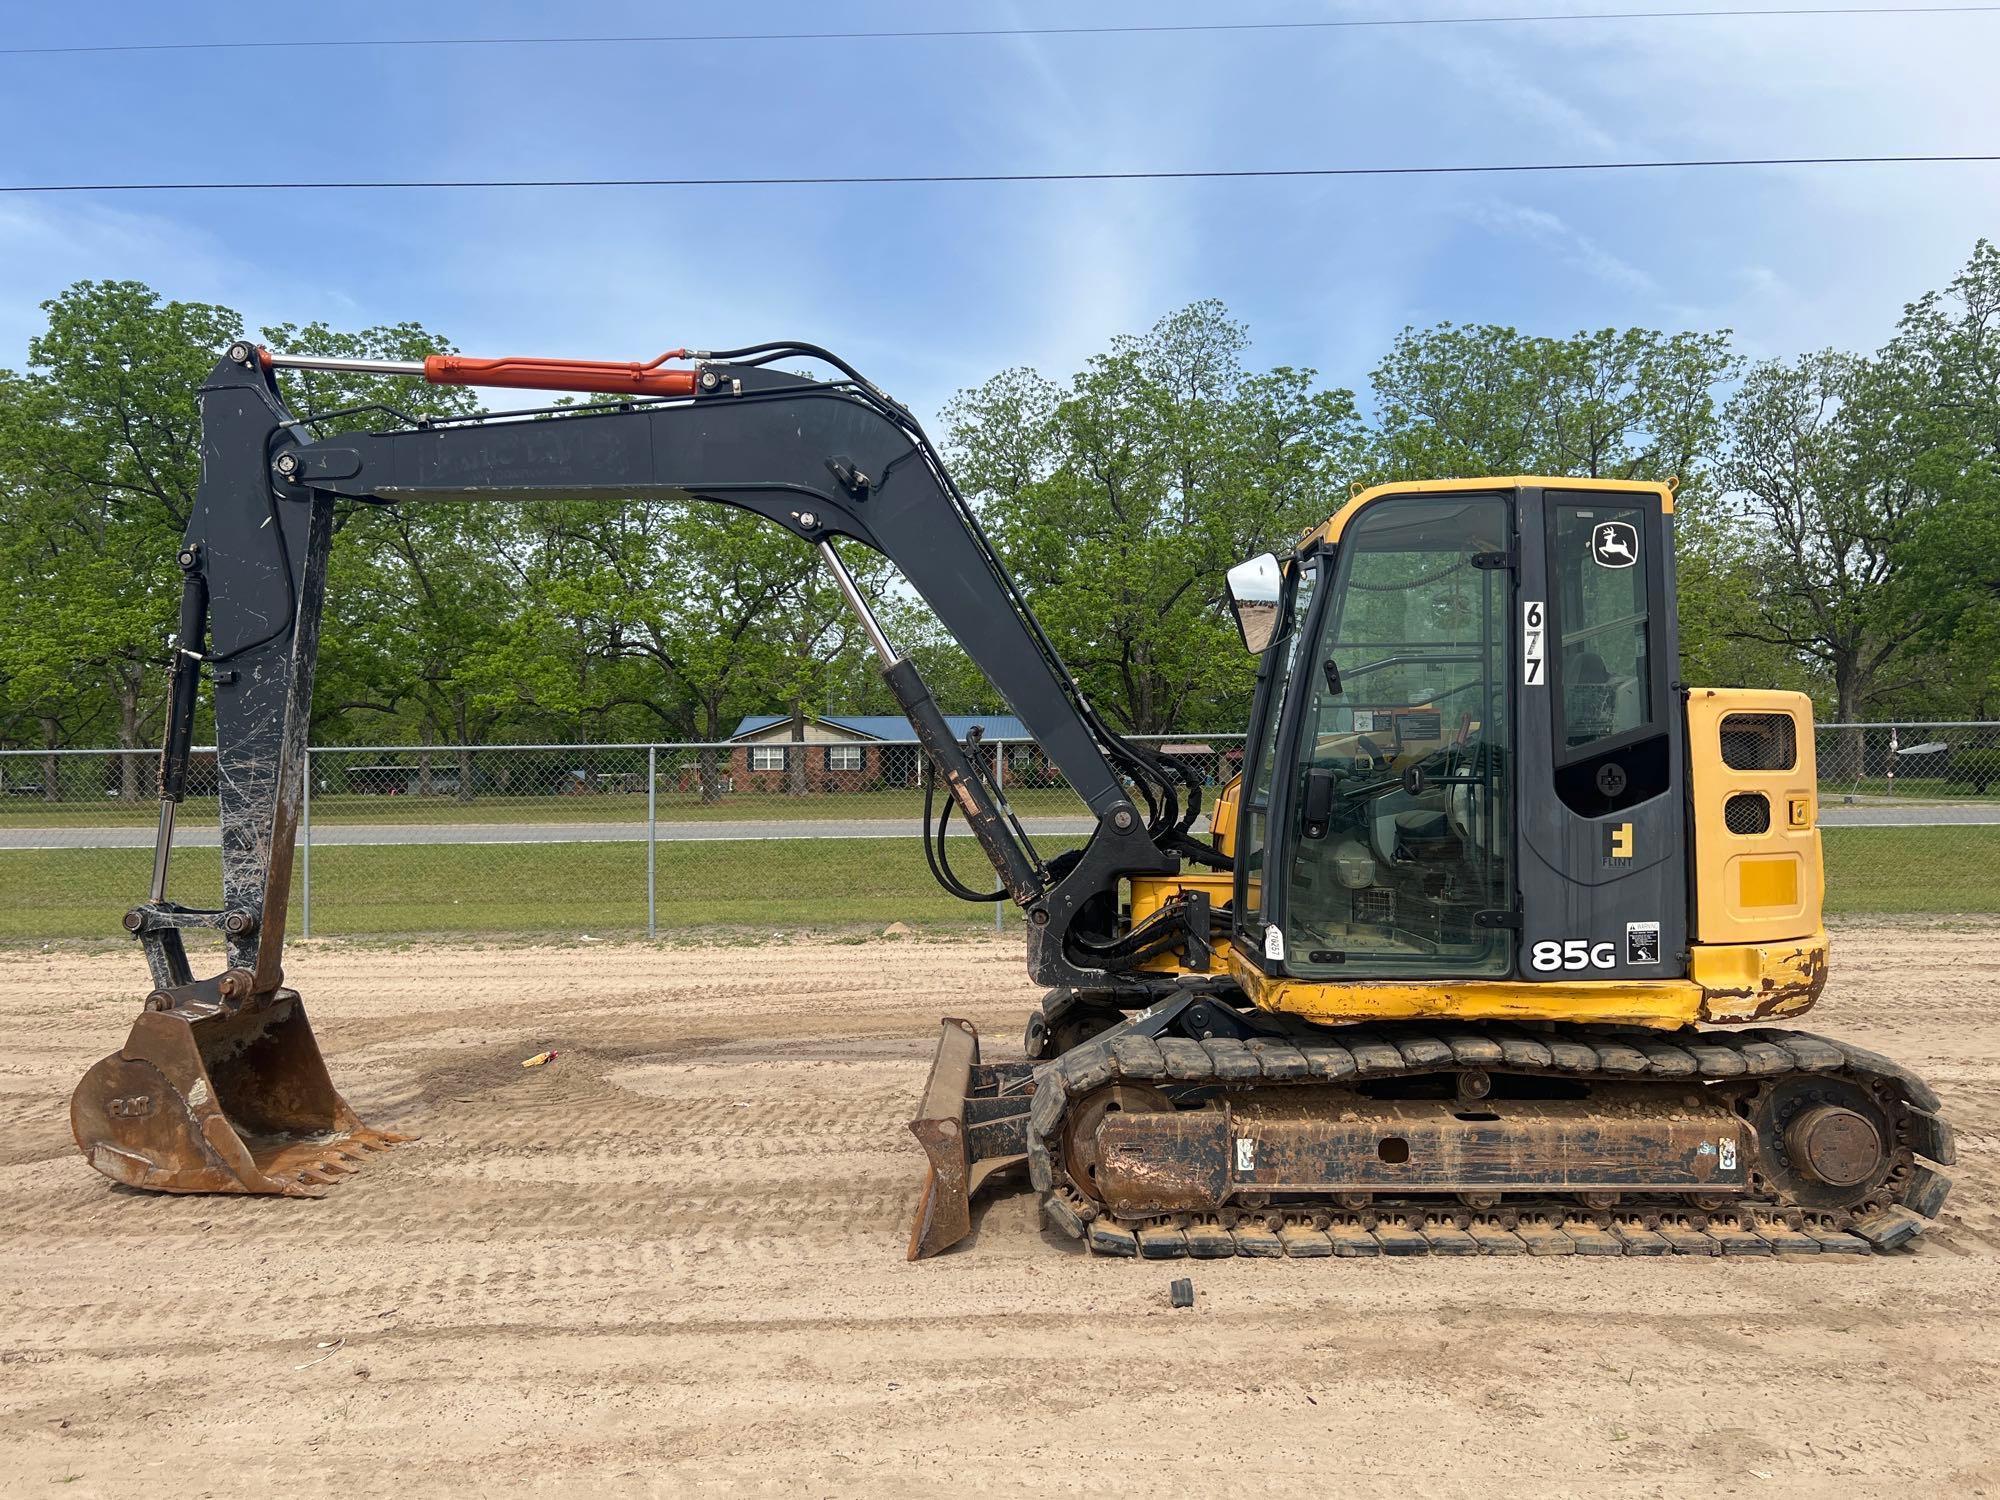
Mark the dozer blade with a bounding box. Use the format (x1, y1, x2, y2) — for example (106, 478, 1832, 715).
(70, 988, 409, 1196)
(906, 1017, 1036, 1259)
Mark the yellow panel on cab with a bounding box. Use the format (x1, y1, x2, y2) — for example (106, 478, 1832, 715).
(1684, 688, 1823, 946)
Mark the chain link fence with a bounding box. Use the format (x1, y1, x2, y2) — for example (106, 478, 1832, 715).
(2, 724, 1994, 942)
(1815, 721, 2000, 800)
(0, 736, 1240, 942)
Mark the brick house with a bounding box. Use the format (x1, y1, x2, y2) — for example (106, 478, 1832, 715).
(725, 713, 1033, 795)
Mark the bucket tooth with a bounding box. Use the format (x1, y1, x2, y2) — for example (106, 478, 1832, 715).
(70, 987, 409, 1197)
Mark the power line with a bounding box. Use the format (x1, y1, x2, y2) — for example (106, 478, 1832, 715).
(2, 154, 1997, 196)
(3, 6, 1997, 58)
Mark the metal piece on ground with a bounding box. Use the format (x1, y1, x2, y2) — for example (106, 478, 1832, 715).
(1169, 1277, 1194, 1308)
(70, 983, 409, 1195)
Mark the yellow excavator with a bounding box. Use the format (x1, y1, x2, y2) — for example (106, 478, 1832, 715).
(71, 339, 1953, 1259)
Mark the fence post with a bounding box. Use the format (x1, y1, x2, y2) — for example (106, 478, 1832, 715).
(301, 746, 312, 940)
(647, 745, 657, 939)
(993, 741, 1005, 934)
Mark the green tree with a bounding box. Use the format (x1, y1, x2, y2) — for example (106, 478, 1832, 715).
(1874, 239, 2000, 715)
(0, 282, 242, 795)
(946, 300, 1366, 732)
(1719, 351, 1936, 729)
(509, 497, 879, 796)
(1369, 324, 1739, 489)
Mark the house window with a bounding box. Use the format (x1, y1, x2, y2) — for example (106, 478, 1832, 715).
(826, 745, 864, 772)
(749, 746, 787, 772)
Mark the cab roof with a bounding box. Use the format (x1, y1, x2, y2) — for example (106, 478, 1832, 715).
(1300, 476, 1676, 551)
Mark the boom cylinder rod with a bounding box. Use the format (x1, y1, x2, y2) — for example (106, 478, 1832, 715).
(259, 352, 426, 376)
(150, 556, 209, 904)
(818, 540, 900, 666)
(819, 540, 1043, 904)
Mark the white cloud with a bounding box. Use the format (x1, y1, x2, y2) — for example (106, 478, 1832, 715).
(1469, 201, 1662, 296)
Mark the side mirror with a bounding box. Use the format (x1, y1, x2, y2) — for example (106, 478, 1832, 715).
(1225, 552, 1283, 655)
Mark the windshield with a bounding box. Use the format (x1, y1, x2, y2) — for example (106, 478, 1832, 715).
(1278, 495, 1513, 978)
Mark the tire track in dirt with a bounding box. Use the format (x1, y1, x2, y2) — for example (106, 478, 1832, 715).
(2, 926, 1995, 1497)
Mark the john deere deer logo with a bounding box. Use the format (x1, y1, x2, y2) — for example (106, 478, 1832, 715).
(1591, 521, 1638, 569)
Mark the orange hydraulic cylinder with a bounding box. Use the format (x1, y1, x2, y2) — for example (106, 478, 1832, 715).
(421, 350, 698, 397)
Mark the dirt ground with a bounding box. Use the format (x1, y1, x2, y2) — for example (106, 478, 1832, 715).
(1, 925, 1996, 1498)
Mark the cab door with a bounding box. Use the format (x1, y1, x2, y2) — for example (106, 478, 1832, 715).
(1516, 486, 1688, 981)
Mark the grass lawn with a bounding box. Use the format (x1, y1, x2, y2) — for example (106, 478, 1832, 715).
(1, 824, 1991, 944)
(1820, 825, 2000, 915)
(0, 786, 1092, 829)
(0, 837, 1023, 942)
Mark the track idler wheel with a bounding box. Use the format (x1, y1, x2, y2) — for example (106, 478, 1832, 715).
(1062, 1083, 1173, 1204)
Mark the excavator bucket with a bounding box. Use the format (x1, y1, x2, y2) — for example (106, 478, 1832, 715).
(906, 1018, 1037, 1259)
(70, 989, 407, 1196)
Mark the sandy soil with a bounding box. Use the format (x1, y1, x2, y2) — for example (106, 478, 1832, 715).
(1, 924, 1995, 1498)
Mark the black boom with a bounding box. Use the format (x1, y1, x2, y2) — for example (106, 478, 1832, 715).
(137, 342, 1221, 997)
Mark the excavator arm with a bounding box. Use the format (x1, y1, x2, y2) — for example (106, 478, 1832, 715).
(74, 338, 1221, 1236)
(145, 340, 1220, 995)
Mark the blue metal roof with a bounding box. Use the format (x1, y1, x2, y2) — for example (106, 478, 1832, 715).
(728, 712, 1032, 742)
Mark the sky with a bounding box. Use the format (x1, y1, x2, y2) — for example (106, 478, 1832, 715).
(1, 0, 1997, 424)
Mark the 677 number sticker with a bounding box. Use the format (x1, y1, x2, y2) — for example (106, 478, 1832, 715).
(1523, 600, 1545, 686)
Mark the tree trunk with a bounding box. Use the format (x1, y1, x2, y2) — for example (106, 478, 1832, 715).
(116, 669, 146, 802)
(1830, 656, 1866, 784)
(787, 703, 808, 797)
(697, 746, 724, 804)
(39, 716, 60, 804)
(454, 698, 476, 803)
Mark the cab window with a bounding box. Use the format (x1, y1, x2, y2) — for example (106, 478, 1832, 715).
(1551, 501, 1652, 754)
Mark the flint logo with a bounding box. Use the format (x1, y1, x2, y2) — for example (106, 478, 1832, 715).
(1591, 521, 1638, 569)
(1604, 822, 1634, 861)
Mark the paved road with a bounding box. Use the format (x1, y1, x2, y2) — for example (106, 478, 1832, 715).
(1818, 802, 2000, 826)
(1, 801, 1993, 851)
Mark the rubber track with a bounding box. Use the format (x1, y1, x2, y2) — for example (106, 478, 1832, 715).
(1024, 1019, 1956, 1259)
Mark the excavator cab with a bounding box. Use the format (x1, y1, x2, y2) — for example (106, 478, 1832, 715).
(1228, 481, 1695, 998)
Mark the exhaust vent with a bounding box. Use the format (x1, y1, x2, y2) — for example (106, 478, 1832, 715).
(1724, 792, 1772, 835)
(1720, 712, 1797, 771)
